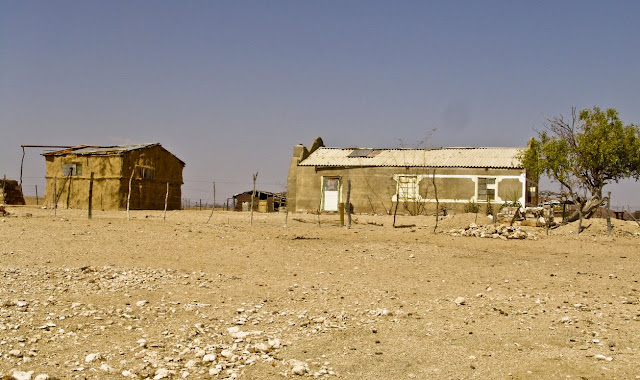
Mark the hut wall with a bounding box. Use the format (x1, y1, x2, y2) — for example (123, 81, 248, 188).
(44, 155, 125, 210)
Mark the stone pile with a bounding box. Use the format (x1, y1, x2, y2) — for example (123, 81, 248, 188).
(449, 223, 535, 240)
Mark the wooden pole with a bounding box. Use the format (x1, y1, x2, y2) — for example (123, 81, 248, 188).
(606, 191, 612, 235)
(88, 172, 94, 219)
(346, 179, 351, 229)
(625, 207, 640, 227)
(20, 147, 25, 188)
(250, 172, 258, 226)
(127, 169, 134, 221)
(35, 185, 39, 205)
(339, 203, 345, 226)
(163, 182, 169, 222)
(66, 170, 72, 209)
(432, 169, 439, 233)
(207, 181, 215, 224)
(53, 177, 58, 216)
(393, 197, 399, 228)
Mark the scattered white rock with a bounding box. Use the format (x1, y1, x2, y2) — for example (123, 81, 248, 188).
(203, 353, 217, 362)
(85, 352, 102, 363)
(12, 371, 34, 380)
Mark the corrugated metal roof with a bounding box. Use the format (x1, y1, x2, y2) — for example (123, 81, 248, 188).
(42, 143, 185, 166)
(298, 147, 524, 169)
(43, 143, 160, 156)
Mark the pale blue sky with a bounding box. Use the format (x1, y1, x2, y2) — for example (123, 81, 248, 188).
(1, 1, 639, 207)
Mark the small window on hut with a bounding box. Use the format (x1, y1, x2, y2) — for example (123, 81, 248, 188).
(62, 163, 82, 176)
(139, 167, 156, 180)
(477, 177, 496, 201)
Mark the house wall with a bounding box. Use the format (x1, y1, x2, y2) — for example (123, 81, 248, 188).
(44, 145, 184, 210)
(290, 165, 527, 215)
(120, 145, 183, 210)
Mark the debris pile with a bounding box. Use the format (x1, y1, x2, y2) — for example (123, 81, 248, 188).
(449, 223, 535, 240)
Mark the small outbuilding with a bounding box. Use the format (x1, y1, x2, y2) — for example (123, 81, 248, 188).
(287, 137, 537, 215)
(233, 190, 285, 212)
(43, 143, 184, 210)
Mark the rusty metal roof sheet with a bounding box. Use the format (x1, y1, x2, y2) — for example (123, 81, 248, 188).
(42, 143, 185, 166)
(298, 147, 524, 169)
(43, 143, 159, 156)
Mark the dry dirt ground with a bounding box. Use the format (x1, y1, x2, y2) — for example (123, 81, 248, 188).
(1, 206, 639, 379)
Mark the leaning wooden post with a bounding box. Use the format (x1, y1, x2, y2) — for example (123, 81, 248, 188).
(250, 172, 258, 226)
(88, 172, 94, 219)
(66, 170, 72, 209)
(606, 191, 612, 236)
(207, 181, 215, 224)
(163, 182, 169, 222)
(19, 146, 25, 188)
(126, 169, 134, 221)
(346, 179, 351, 229)
(625, 207, 640, 227)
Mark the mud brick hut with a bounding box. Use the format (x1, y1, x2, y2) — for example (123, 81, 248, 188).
(0, 178, 26, 205)
(287, 137, 538, 215)
(43, 143, 185, 210)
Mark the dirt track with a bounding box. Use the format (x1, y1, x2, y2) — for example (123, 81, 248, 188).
(1, 206, 639, 379)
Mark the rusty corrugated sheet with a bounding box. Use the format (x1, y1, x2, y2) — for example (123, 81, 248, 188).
(42, 143, 185, 166)
(43, 143, 159, 156)
(298, 147, 524, 169)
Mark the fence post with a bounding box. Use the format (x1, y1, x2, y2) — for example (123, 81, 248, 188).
(163, 182, 169, 222)
(127, 170, 134, 221)
(606, 191, 612, 235)
(53, 177, 58, 216)
(250, 172, 258, 226)
(35, 185, 39, 205)
(346, 178, 351, 229)
(66, 170, 72, 209)
(88, 172, 94, 219)
(207, 181, 215, 224)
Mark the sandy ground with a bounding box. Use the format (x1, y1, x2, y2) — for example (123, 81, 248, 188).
(1, 205, 639, 379)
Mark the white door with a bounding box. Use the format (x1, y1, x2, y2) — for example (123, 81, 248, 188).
(322, 177, 340, 211)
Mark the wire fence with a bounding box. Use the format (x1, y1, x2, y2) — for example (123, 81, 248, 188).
(13, 175, 286, 211)
(9, 174, 640, 218)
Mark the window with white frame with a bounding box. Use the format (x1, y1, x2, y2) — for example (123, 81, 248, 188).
(477, 177, 496, 201)
(397, 175, 419, 201)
